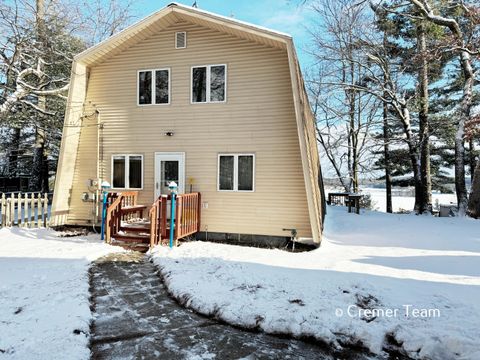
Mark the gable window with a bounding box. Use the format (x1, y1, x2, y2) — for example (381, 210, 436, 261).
(112, 155, 143, 189)
(175, 32, 187, 49)
(138, 69, 170, 105)
(218, 154, 254, 192)
(192, 64, 226, 103)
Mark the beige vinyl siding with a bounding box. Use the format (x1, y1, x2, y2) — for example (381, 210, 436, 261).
(50, 62, 87, 226)
(67, 20, 312, 238)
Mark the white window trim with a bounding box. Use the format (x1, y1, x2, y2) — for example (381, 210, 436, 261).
(137, 68, 171, 106)
(111, 154, 144, 190)
(175, 31, 187, 49)
(191, 64, 227, 104)
(217, 153, 255, 192)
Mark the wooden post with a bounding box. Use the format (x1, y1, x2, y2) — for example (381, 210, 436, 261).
(44, 193, 48, 227)
(23, 193, 28, 227)
(12, 193, 17, 226)
(5, 195, 10, 227)
(161, 196, 168, 241)
(30, 193, 35, 228)
(1, 193, 5, 227)
(150, 206, 157, 248)
(197, 193, 201, 233)
(8, 195, 12, 226)
(38, 193, 42, 227)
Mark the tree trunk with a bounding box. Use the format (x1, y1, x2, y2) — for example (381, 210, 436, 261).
(455, 50, 473, 216)
(467, 158, 480, 218)
(400, 104, 422, 212)
(469, 139, 476, 184)
(417, 22, 431, 213)
(31, 0, 47, 192)
(383, 101, 392, 213)
(8, 127, 21, 177)
(31, 125, 45, 191)
(407, 1, 474, 216)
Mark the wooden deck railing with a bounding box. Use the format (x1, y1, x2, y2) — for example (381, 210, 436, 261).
(149, 195, 168, 247)
(106, 191, 201, 247)
(175, 192, 201, 242)
(105, 191, 140, 243)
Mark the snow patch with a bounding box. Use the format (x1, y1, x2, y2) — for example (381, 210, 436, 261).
(0, 228, 122, 360)
(151, 207, 480, 359)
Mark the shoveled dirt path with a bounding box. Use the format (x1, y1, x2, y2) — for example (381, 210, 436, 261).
(89, 252, 368, 359)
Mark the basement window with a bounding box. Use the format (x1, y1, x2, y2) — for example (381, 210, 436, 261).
(175, 31, 187, 49)
(138, 69, 170, 105)
(218, 154, 254, 192)
(112, 155, 143, 189)
(191, 64, 226, 103)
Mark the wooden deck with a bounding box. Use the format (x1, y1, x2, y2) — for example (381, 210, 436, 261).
(105, 191, 201, 251)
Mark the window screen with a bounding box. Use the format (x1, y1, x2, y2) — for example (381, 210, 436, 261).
(129, 156, 142, 189)
(138, 71, 152, 105)
(210, 65, 225, 102)
(218, 154, 254, 191)
(219, 155, 234, 190)
(113, 156, 126, 188)
(112, 155, 143, 189)
(155, 70, 169, 104)
(192, 66, 207, 103)
(238, 155, 253, 191)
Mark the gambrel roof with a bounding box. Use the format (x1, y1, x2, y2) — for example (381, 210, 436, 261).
(52, 2, 324, 244)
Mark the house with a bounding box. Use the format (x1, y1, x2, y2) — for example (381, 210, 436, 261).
(51, 2, 325, 246)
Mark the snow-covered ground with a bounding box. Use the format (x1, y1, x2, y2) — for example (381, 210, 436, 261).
(151, 207, 480, 359)
(0, 228, 121, 360)
(363, 187, 457, 213)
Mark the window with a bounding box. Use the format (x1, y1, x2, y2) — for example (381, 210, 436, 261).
(138, 69, 170, 105)
(112, 155, 143, 189)
(218, 154, 254, 192)
(175, 32, 186, 49)
(192, 64, 226, 103)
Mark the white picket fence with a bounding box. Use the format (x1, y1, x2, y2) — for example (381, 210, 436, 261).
(0, 193, 50, 228)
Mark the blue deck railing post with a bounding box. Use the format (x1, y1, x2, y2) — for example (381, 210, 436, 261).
(168, 181, 178, 248)
(100, 181, 111, 241)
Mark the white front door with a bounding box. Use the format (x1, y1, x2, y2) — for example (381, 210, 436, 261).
(154, 152, 185, 199)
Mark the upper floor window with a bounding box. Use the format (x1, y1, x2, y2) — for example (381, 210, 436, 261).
(138, 69, 170, 105)
(192, 64, 226, 103)
(112, 154, 143, 189)
(218, 154, 254, 192)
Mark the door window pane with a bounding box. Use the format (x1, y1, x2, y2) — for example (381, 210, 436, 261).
(192, 67, 207, 103)
(210, 65, 225, 102)
(138, 71, 152, 104)
(129, 156, 142, 188)
(162, 161, 179, 187)
(155, 70, 169, 104)
(238, 155, 253, 191)
(219, 156, 234, 190)
(113, 156, 125, 188)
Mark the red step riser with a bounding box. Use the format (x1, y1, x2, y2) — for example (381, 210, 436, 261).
(112, 235, 150, 244)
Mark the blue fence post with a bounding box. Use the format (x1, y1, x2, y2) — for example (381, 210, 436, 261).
(168, 181, 178, 248)
(100, 181, 111, 241)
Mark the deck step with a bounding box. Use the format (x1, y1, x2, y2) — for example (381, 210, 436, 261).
(120, 205, 147, 215)
(119, 225, 150, 233)
(112, 233, 150, 244)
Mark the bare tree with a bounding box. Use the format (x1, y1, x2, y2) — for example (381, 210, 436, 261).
(308, 0, 382, 193)
(0, 0, 136, 191)
(407, 0, 479, 216)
